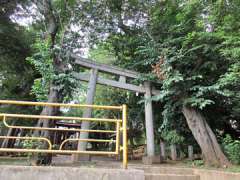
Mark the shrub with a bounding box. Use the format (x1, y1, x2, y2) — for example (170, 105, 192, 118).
(222, 134, 240, 164)
(161, 130, 185, 145)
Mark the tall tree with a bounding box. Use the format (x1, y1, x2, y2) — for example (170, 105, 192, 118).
(88, 0, 237, 167)
(29, 0, 78, 164)
(0, 0, 36, 149)
(137, 0, 232, 167)
(0, 0, 34, 101)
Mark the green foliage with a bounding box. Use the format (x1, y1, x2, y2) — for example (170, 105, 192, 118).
(161, 130, 184, 145)
(89, 42, 116, 64)
(26, 37, 78, 102)
(82, 0, 240, 150)
(31, 79, 49, 101)
(222, 135, 240, 165)
(0, 14, 35, 101)
(21, 139, 45, 150)
(26, 39, 53, 101)
(53, 72, 77, 102)
(109, 1, 240, 146)
(26, 39, 53, 83)
(191, 160, 204, 167)
(21, 138, 45, 160)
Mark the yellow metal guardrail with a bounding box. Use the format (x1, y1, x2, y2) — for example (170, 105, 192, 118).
(0, 100, 128, 168)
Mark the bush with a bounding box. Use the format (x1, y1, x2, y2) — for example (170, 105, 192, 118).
(222, 134, 240, 164)
(161, 130, 185, 145)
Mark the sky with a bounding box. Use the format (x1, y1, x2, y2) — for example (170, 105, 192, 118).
(10, 4, 38, 27)
(10, 3, 91, 58)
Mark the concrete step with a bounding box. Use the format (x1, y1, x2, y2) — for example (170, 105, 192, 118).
(145, 173, 200, 180)
(142, 167, 194, 175)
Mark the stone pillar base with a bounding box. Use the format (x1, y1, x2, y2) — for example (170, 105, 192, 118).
(142, 155, 162, 165)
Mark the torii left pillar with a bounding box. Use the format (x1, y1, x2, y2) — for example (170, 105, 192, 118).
(72, 68, 98, 162)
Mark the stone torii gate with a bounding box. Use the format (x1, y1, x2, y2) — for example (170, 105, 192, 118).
(71, 55, 159, 161)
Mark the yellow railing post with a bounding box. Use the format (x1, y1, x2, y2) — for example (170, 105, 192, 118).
(122, 104, 128, 169)
(115, 121, 120, 155)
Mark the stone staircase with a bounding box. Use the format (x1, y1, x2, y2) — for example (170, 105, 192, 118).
(130, 166, 200, 180)
(145, 173, 199, 180)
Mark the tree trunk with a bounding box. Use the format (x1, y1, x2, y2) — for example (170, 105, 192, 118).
(15, 129, 24, 148)
(8, 128, 18, 149)
(1, 121, 18, 156)
(32, 86, 59, 165)
(1, 128, 13, 149)
(32, 0, 62, 165)
(182, 105, 230, 167)
(1, 120, 16, 149)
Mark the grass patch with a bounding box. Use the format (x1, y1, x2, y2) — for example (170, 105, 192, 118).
(181, 159, 240, 173)
(224, 165, 240, 173)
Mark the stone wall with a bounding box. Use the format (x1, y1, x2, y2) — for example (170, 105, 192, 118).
(0, 166, 145, 180)
(1, 165, 240, 180)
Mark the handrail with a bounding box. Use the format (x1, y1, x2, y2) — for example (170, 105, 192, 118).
(59, 138, 116, 150)
(0, 136, 52, 150)
(2, 116, 116, 133)
(0, 100, 122, 110)
(0, 148, 118, 155)
(0, 113, 122, 123)
(0, 100, 128, 168)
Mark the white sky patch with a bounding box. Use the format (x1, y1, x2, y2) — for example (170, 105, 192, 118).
(10, 4, 40, 27)
(9, 3, 113, 59)
(201, 12, 213, 33)
(0, 73, 4, 87)
(10, 4, 90, 57)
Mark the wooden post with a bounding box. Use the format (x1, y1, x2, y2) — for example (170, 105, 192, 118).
(170, 144, 177, 161)
(144, 81, 155, 157)
(72, 68, 98, 162)
(160, 141, 166, 160)
(188, 145, 194, 160)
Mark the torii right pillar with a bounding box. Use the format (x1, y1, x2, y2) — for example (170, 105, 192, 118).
(143, 81, 156, 164)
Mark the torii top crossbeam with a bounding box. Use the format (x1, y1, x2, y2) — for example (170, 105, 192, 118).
(72, 55, 160, 95)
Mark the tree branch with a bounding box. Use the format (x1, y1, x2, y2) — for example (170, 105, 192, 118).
(34, 0, 58, 47)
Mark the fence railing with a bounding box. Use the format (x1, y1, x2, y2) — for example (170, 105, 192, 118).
(0, 100, 128, 168)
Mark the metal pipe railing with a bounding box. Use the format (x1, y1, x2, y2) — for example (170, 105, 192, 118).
(0, 100, 122, 110)
(0, 100, 128, 168)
